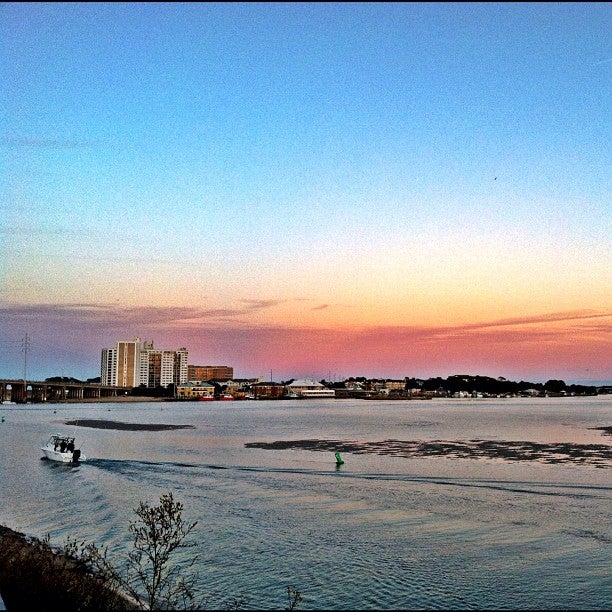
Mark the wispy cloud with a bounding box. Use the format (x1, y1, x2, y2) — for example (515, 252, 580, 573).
(1, 137, 99, 149)
(0, 303, 200, 327)
(458, 310, 612, 330)
(0, 300, 289, 329)
(0, 225, 68, 237)
(1, 303, 609, 332)
(240, 299, 286, 312)
(354, 310, 612, 343)
(177, 300, 287, 322)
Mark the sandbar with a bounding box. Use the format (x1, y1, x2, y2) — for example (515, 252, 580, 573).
(245, 437, 612, 467)
(65, 419, 195, 431)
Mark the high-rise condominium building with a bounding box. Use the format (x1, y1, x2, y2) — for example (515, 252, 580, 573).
(101, 338, 143, 387)
(101, 338, 188, 388)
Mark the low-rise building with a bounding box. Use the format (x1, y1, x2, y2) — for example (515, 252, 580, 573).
(384, 380, 406, 392)
(176, 380, 215, 400)
(251, 381, 285, 399)
(286, 379, 335, 398)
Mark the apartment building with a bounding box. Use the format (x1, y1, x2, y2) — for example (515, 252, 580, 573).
(140, 347, 189, 388)
(101, 338, 143, 387)
(101, 338, 188, 388)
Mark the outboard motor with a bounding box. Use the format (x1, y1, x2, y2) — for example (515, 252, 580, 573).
(72, 449, 81, 463)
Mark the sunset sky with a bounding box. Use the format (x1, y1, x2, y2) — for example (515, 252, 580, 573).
(1, 2, 610, 384)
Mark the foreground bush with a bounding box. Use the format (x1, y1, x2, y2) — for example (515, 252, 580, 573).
(0, 493, 302, 611)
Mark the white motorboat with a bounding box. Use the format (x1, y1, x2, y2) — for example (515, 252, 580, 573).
(41, 434, 86, 463)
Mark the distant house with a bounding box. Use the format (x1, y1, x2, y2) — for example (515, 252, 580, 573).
(384, 380, 406, 392)
(176, 380, 215, 400)
(345, 380, 365, 391)
(285, 379, 335, 398)
(222, 379, 249, 399)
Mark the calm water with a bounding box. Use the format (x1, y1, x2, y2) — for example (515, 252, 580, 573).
(1, 397, 610, 610)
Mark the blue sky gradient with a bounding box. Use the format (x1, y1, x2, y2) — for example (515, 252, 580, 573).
(1, 3, 610, 382)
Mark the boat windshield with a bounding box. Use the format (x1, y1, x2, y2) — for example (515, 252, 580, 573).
(46, 435, 75, 447)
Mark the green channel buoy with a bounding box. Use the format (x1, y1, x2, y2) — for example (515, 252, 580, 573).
(335, 452, 344, 465)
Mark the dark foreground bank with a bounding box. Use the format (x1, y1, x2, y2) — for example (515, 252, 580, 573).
(0, 525, 136, 611)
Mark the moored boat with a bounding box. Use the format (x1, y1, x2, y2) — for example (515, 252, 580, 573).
(41, 434, 86, 463)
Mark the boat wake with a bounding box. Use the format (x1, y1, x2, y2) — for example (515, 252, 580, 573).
(83, 458, 611, 501)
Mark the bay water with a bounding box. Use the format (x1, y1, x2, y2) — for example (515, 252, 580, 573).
(1, 397, 610, 610)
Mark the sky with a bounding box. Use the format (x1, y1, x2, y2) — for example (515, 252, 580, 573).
(1, 2, 610, 384)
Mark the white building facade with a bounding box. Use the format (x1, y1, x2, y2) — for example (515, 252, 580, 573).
(139, 347, 189, 388)
(286, 379, 336, 398)
(101, 338, 143, 387)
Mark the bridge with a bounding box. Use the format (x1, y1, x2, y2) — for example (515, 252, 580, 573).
(0, 379, 125, 403)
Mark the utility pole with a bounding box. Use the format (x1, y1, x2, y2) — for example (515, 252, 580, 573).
(21, 333, 30, 403)
(22, 333, 30, 383)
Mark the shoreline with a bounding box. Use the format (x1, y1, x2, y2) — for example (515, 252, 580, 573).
(23, 395, 168, 404)
(58, 395, 167, 403)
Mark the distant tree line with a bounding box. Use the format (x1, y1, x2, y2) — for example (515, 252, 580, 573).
(327, 375, 599, 396)
(129, 384, 176, 397)
(414, 375, 596, 395)
(45, 376, 102, 384)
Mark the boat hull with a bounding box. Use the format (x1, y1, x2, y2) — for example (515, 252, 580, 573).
(41, 446, 86, 463)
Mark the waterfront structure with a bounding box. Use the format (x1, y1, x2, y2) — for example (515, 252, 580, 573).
(101, 338, 188, 388)
(251, 381, 285, 399)
(176, 380, 215, 400)
(187, 365, 234, 381)
(286, 379, 336, 398)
